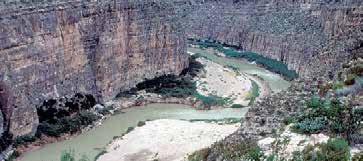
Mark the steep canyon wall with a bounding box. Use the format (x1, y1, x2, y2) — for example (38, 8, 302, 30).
(184, 0, 363, 77)
(0, 0, 188, 137)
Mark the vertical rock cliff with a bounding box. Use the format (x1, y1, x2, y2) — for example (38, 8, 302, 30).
(0, 0, 188, 137)
(184, 0, 363, 78)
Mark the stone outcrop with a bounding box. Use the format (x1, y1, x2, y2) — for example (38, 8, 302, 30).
(0, 0, 188, 137)
(184, 0, 363, 78)
(205, 79, 317, 160)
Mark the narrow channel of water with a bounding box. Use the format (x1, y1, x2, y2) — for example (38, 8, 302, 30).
(21, 46, 290, 161)
(188, 47, 290, 92)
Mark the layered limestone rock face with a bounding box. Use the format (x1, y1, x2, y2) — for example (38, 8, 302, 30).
(0, 0, 188, 137)
(184, 0, 363, 78)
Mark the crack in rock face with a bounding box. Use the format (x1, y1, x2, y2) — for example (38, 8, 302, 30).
(0, 81, 13, 136)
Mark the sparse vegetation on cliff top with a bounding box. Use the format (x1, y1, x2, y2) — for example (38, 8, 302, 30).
(287, 96, 362, 145)
(188, 140, 264, 161)
(293, 138, 351, 161)
(319, 59, 363, 96)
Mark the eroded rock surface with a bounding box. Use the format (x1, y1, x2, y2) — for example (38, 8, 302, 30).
(184, 0, 363, 78)
(0, 0, 188, 137)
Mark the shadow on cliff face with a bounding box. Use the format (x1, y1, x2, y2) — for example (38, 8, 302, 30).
(36, 93, 97, 123)
(35, 93, 99, 137)
(0, 81, 14, 151)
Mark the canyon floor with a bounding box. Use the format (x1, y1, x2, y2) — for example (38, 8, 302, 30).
(194, 57, 252, 106)
(97, 52, 268, 161)
(98, 119, 239, 161)
(19, 45, 288, 161)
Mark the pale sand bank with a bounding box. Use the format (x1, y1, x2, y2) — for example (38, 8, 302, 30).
(98, 119, 239, 161)
(195, 57, 252, 106)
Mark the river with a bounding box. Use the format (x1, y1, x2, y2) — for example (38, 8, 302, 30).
(20, 46, 291, 161)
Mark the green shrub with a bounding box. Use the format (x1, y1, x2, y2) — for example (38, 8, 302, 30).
(266, 153, 275, 161)
(231, 104, 244, 108)
(291, 117, 327, 134)
(327, 119, 344, 133)
(193, 92, 229, 106)
(317, 138, 350, 161)
(293, 96, 361, 143)
(137, 121, 146, 127)
(112, 136, 120, 140)
(126, 127, 134, 133)
(344, 74, 357, 85)
(291, 151, 303, 161)
(301, 144, 317, 161)
(350, 64, 363, 76)
(300, 139, 350, 161)
(61, 150, 76, 161)
(245, 146, 264, 161)
(305, 96, 324, 109)
(326, 99, 345, 118)
(187, 148, 210, 161)
(77, 111, 99, 125)
(36, 111, 99, 137)
(94, 149, 107, 161)
(333, 81, 344, 89)
(136, 75, 196, 98)
(324, 99, 346, 134)
(37, 122, 63, 137)
(246, 80, 259, 104)
(282, 115, 297, 125)
(13, 135, 37, 146)
(60, 149, 90, 161)
(213, 140, 263, 160)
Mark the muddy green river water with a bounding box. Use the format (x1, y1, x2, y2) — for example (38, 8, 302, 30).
(188, 47, 290, 92)
(20, 46, 290, 161)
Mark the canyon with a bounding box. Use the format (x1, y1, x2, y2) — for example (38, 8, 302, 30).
(0, 0, 362, 160)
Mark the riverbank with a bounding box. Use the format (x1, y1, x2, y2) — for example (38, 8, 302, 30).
(15, 93, 202, 161)
(244, 73, 270, 101)
(19, 104, 248, 161)
(194, 57, 252, 107)
(98, 119, 240, 161)
(188, 39, 298, 81)
(18, 44, 290, 161)
(190, 52, 271, 106)
(187, 46, 290, 93)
